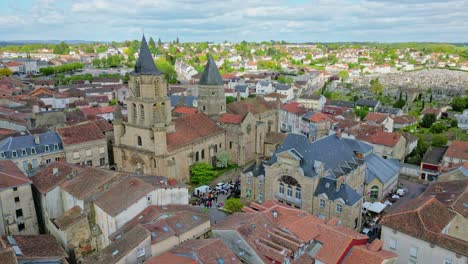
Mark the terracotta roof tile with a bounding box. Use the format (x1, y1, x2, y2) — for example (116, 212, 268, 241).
(5, 235, 67, 259)
(60, 167, 118, 200)
(264, 132, 287, 145)
(167, 112, 224, 151)
(343, 242, 397, 264)
(0, 160, 31, 190)
(54, 205, 86, 230)
(364, 112, 389, 124)
(171, 239, 241, 264)
(31, 161, 81, 194)
(173, 106, 198, 115)
(94, 177, 154, 217)
(218, 113, 244, 124)
(227, 97, 277, 117)
(445, 140, 468, 160)
(146, 252, 196, 264)
(281, 102, 308, 115)
(380, 197, 468, 256)
(83, 224, 150, 264)
(93, 119, 113, 132)
(393, 115, 417, 125)
(57, 122, 105, 145)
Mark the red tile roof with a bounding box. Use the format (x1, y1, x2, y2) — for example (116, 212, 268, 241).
(243, 200, 396, 264)
(218, 113, 244, 124)
(305, 112, 334, 123)
(6, 62, 21, 67)
(59, 167, 118, 200)
(343, 242, 397, 264)
(31, 161, 81, 194)
(346, 124, 401, 147)
(8, 235, 67, 259)
(421, 179, 468, 218)
(281, 102, 308, 115)
(57, 121, 106, 145)
(444, 140, 468, 160)
(422, 108, 441, 115)
(53, 205, 86, 230)
(227, 97, 277, 117)
(94, 177, 154, 217)
(93, 119, 113, 132)
(171, 239, 241, 264)
(146, 252, 196, 264)
(173, 106, 198, 115)
(380, 197, 468, 256)
(80, 106, 115, 118)
(167, 112, 224, 151)
(0, 160, 31, 189)
(393, 115, 417, 125)
(364, 112, 389, 124)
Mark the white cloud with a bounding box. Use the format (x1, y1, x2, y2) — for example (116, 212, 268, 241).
(0, 0, 466, 42)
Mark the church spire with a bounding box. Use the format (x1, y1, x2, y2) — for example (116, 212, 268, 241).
(199, 54, 223, 86)
(133, 35, 161, 75)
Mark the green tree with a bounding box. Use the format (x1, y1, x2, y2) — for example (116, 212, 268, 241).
(421, 113, 436, 128)
(337, 70, 349, 83)
(226, 96, 235, 104)
(215, 151, 232, 168)
(92, 58, 101, 68)
(451, 119, 458, 128)
(393, 99, 406, 109)
(431, 134, 448, 147)
(108, 99, 117, 106)
(190, 163, 217, 185)
(429, 123, 446, 134)
(53, 41, 70, 55)
(277, 75, 294, 84)
(370, 78, 383, 95)
(451, 97, 467, 112)
(155, 58, 177, 83)
(0, 68, 13, 77)
(224, 198, 244, 213)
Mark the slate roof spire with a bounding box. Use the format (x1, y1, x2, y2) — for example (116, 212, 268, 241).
(133, 35, 161, 75)
(199, 53, 223, 85)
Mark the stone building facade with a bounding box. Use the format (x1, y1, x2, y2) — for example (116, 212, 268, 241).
(113, 36, 279, 182)
(241, 134, 366, 230)
(0, 160, 38, 235)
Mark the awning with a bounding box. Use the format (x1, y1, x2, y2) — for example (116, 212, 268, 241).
(363, 202, 387, 213)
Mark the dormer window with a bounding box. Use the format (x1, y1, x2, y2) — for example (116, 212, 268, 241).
(45, 145, 50, 152)
(54, 144, 59, 150)
(336, 204, 343, 213)
(31, 147, 36, 154)
(12, 151, 17, 157)
(0, 152, 4, 158)
(21, 149, 27, 156)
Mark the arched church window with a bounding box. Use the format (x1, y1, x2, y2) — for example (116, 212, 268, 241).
(132, 103, 137, 121)
(140, 104, 145, 121)
(201, 149, 205, 159)
(137, 136, 142, 146)
(195, 151, 199, 162)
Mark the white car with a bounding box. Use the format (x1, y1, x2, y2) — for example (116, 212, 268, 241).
(215, 183, 225, 191)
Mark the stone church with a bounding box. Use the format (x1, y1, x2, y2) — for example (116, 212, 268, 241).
(113, 36, 279, 182)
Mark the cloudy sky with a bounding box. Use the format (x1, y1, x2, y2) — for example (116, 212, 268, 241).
(0, 0, 467, 43)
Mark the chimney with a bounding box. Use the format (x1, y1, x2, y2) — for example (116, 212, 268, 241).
(34, 134, 40, 145)
(336, 176, 344, 191)
(52, 167, 59, 175)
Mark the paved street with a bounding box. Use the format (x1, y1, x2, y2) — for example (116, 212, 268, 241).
(192, 192, 230, 225)
(385, 178, 428, 213)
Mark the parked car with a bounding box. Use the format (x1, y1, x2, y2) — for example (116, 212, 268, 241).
(215, 182, 225, 191)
